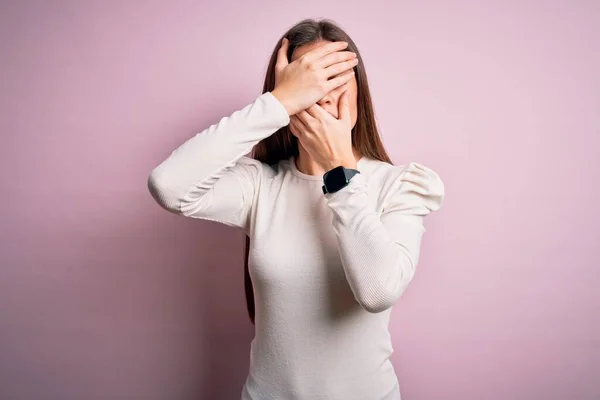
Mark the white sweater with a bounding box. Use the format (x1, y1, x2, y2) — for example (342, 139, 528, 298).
(147, 91, 445, 400)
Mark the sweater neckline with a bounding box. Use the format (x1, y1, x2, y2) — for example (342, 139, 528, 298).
(286, 155, 365, 181)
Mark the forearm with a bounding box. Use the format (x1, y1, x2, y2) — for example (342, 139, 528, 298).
(148, 92, 289, 210)
(326, 174, 418, 313)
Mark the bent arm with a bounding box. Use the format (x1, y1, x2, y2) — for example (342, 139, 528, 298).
(325, 162, 445, 313)
(147, 91, 290, 230)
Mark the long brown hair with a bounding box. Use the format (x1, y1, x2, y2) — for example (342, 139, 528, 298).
(244, 18, 393, 324)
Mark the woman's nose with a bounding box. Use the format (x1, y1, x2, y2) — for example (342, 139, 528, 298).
(318, 95, 334, 106)
(317, 94, 337, 111)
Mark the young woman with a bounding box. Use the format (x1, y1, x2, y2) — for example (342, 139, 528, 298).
(148, 18, 444, 400)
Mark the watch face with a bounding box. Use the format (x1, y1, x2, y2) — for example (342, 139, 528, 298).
(325, 166, 348, 192)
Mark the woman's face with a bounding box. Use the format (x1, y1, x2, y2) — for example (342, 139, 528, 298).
(290, 40, 358, 128)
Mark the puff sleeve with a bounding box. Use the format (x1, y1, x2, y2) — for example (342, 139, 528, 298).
(325, 162, 445, 313)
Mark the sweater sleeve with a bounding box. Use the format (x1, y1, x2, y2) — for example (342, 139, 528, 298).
(324, 162, 445, 313)
(147, 92, 290, 232)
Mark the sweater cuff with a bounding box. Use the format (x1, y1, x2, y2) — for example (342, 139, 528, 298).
(262, 91, 291, 127)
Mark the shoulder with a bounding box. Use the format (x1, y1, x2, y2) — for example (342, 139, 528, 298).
(361, 157, 445, 215)
(234, 156, 281, 180)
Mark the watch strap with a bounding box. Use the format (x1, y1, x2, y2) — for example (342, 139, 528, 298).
(344, 168, 360, 181)
(322, 166, 361, 194)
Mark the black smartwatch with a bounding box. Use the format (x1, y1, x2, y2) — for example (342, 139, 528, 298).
(322, 166, 360, 194)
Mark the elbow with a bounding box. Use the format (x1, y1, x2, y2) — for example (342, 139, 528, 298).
(355, 291, 400, 314)
(354, 258, 415, 314)
(147, 168, 179, 212)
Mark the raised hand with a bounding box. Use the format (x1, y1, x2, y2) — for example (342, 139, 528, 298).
(288, 86, 357, 171)
(271, 38, 358, 116)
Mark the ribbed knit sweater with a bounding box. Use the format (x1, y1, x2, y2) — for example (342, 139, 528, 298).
(147, 91, 445, 400)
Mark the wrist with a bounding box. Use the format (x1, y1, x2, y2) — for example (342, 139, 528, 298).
(270, 88, 295, 116)
(323, 158, 358, 172)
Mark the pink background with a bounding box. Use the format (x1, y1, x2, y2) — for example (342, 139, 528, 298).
(1, 1, 599, 399)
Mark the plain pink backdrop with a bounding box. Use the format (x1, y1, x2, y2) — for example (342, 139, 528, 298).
(1, 1, 599, 399)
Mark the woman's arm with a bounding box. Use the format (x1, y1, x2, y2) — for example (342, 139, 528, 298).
(147, 92, 290, 231)
(148, 39, 361, 232)
(325, 162, 445, 313)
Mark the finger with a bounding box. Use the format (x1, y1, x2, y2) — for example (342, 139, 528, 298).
(324, 68, 355, 92)
(338, 89, 351, 122)
(315, 50, 357, 69)
(328, 69, 355, 88)
(289, 117, 301, 137)
(290, 114, 308, 129)
(324, 57, 359, 79)
(305, 103, 327, 119)
(297, 109, 316, 124)
(290, 115, 299, 124)
(300, 41, 348, 63)
(276, 37, 290, 68)
(290, 115, 309, 136)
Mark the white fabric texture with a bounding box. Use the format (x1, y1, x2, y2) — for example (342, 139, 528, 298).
(147, 91, 445, 400)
